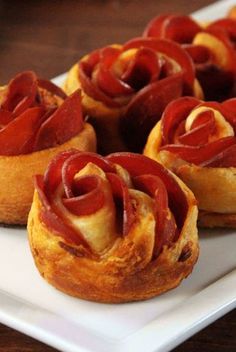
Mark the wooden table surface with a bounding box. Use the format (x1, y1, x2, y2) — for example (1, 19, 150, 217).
(0, 0, 235, 351)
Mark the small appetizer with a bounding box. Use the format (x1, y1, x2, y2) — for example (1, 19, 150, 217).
(65, 38, 202, 153)
(0, 71, 96, 224)
(144, 96, 236, 227)
(28, 150, 198, 303)
(143, 13, 236, 101)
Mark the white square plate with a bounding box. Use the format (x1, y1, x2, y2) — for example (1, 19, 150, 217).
(0, 1, 236, 351)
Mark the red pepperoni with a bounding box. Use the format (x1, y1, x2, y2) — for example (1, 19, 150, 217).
(35, 175, 91, 250)
(61, 152, 115, 198)
(0, 107, 45, 156)
(107, 172, 135, 236)
(161, 137, 236, 165)
(79, 60, 122, 108)
(37, 78, 67, 99)
(161, 96, 201, 144)
(1, 71, 37, 115)
(124, 38, 195, 94)
(121, 73, 183, 151)
(134, 174, 177, 257)
(33, 90, 84, 151)
(207, 18, 236, 47)
(178, 110, 216, 146)
(144, 14, 201, 44)
(121, 47, 162, 90)
(143, 14, 172, 38)
(201, 143, 236, 167)
(0, 110, 14, 126)
(62, 175, 105, 216)
(44, 149, 79, 195)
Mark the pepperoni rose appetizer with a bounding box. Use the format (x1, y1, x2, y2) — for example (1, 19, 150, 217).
(144, 96, 236, 227)
(143, 13, 236, 101)
(0, 71, 96, 224)
(27, 150, 198, 303)
(64, 38, 202, 153)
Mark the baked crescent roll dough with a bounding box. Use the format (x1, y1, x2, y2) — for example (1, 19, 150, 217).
(144, 97, 236, 227)
(28, 151, 198, 303)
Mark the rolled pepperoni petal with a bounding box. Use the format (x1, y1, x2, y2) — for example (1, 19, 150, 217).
(35, 175, 91, 249)
(124, 38, 195, 94)
(134, 174, 177, 257)
(222, 98, 236, 127)
(0, 110, 14, 126)
(0, 107, 46, 156)
(44, 149, 79, 195)
(1, 71, 38, 115)
(206, 19, 236, 49)
(183, 44, 213, 68)
(143, 14, 201, 44)
(161, 137, 236, 165)
(106, 172, 135, 236)
(177, 110, 216, 146)
(62, 175, 105, 216)
(143, 14, 172, 38)
(37, 78, 67, 99)
(79, 60, 122, 108)
(121, 47, 162, 89)
(33, 90, 84, 151)
(161, 96, 200, 144)
(94, 46, 134, 97)
(186, 29, 236, 101)
(95, 66, 133, 98)
(61, 152, 115, 198)
(201, 143, 236, 167)
(193, 29, 236, 72)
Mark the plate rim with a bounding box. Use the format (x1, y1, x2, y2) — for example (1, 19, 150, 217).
(1, 0, 236, 351)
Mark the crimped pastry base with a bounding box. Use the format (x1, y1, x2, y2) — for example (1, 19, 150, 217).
(28, 175, 199, 303)
(0, 123, 96, 225)
(64, 63, 127, 153)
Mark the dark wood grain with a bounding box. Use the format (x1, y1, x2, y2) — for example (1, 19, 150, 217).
(0, 0, 235, 351)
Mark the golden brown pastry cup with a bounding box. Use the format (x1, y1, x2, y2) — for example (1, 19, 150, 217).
(28, 166, 198, 303)
(0, 123, 96, 225)
(144, 121, 236, 228)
